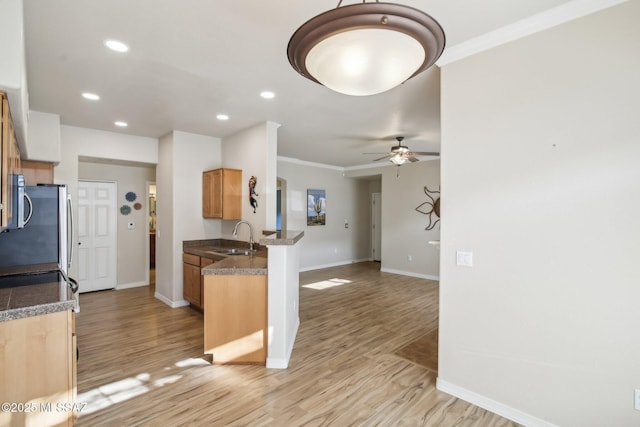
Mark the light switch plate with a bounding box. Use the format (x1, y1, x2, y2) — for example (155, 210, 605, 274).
(456, 251, 473, 267)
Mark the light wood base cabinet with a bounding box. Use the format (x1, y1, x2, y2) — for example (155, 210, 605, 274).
(0, 310, 77, 427)
(183, 253, 216, 310)
(204, 275, 267, 365)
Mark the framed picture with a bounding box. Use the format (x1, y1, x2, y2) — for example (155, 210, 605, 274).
(307, 189, 326, 226)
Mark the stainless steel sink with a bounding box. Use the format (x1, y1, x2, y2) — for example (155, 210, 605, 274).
(210, 248, 256, 256)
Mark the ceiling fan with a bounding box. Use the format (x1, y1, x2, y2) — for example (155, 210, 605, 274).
(364, 137, 440, 165)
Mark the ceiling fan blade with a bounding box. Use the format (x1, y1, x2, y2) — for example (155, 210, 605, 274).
(373, 154, 392, 161)
(411, 151, 440, 156)
(362, 152, 388, 155)
(407, 156, 419, 163)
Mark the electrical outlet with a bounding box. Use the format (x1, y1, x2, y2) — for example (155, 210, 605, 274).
(635, 389, 640, 411)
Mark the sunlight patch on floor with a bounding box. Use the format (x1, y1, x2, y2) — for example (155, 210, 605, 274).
(77, 356, 208, 416)
(302, 278, 352, 290)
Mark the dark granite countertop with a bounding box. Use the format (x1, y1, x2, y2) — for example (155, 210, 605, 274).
(183, 239, 268, 276)
(259, 230, 304, 246)
(0, 276, 76, 322)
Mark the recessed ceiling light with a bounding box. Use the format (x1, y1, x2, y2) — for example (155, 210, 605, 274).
(114, 121, 128, 127)
(216, 114, 229, 121)
(105, 39, 129, 52)
(82, 92, 100, 101)
(260, 91, 275, 99)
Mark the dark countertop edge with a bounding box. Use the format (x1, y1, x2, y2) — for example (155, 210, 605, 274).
(201, 254, 268, 276)
(259, 230, 304, 246)
(202, 267, 268, 276)
(0, 300, 75, 323)
(183, 238, 257, 250)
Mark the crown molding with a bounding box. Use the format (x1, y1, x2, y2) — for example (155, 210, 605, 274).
(436, 0, 627, 66)
(277, 156, 344, 171)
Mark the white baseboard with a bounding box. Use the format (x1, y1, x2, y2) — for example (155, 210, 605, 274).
(117, 281, 148, 290)
(299, 258, 374, 272)
(154, 292, 189, 308)
(380, 267, 439, 281)
(436, 378, 558, 427)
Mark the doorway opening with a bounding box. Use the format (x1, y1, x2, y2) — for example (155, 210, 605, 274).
(276, 178, 287, 232)
(148, 182, 156, 290)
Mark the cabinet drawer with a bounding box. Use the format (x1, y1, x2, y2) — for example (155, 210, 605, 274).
(183, 253, 200, 266)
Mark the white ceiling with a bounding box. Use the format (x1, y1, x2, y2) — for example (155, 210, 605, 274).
(23, 0, 599, 168)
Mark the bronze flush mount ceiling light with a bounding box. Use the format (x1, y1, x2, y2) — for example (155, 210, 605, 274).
(287, 1, 446, 96)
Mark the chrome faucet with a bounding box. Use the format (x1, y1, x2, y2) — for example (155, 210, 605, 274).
(232, 220, 255, 251)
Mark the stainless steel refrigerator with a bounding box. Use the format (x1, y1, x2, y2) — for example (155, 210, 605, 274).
(0, 183, 78, 301)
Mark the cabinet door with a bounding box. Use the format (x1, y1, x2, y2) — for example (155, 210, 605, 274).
(183, 262, 201, 305)
(202, 169, 222, 218)
(0, 310, 75, 426)
(203, 275, 267, 364)
(0, 93, 20, 230)
(221, 169, 242, 220)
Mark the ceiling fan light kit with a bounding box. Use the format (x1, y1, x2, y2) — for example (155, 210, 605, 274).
(390, 153, 408, 165)
(365, 136, 440, 166)
(287, 1, 446, 96)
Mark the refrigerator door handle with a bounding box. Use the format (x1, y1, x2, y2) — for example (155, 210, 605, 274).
(67, 195, 74, 269)
(22, 193, 34, 226)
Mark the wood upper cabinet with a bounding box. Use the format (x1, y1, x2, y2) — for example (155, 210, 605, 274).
(1, 91, 22, 230)
(21, 159, 54, 185)
(203, 168, 242, 220)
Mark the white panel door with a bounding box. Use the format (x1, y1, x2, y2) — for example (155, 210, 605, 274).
(77, 181, 117, 293)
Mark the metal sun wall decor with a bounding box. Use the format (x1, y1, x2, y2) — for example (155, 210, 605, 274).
(249, 176, 259, 213)
(307, 189, 326, 226)
(415, 186, 440, 230)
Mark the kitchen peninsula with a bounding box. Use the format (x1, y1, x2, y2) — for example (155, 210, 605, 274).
(183, 230, 303, 369)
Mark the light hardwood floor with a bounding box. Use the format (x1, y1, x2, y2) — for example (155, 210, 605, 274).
(75, 262, 520, 426)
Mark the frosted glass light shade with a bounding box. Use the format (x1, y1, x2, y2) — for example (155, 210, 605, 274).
(390, 154, 409, 165)
(288, 2, 445, 96)
(305, 29, 425, 96)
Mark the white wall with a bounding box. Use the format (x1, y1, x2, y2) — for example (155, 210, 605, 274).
(345, 161, 441, 278)
(78, 161, 155, 288)
(55, 126, 158, 281)
(155, 130, 221, 306)
(220, 121, 279, 241)
(0, 0, 28, 150)
(277, 158, 371, 270)
(438, 2, 640, 426)
(380, 160, 440, 279)
(27, 110, 60, 162)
